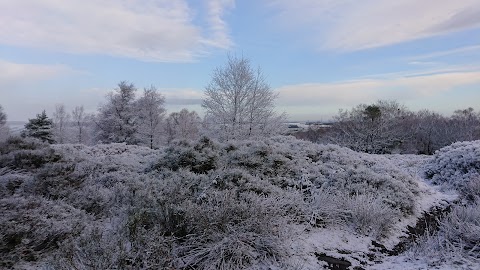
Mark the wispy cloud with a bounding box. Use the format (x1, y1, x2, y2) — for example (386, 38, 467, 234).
(201, 0, 235, 49)
(269, 0, 480, 51)
(0, 0, 234, 62)
(410, 45, 480, 61)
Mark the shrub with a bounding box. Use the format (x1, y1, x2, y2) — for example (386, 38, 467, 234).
(309, 189, 401, 239)
(0, 195, 86, 268)
(424, 140, 480, 188)
(408, 200, 480, 266)
(0, 137, 61, 170)
(155, 137, 218, 174)
(174, 190, 296, 270)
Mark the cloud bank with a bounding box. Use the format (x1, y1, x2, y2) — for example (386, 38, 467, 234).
(276, 70, 480, 106)
(0, 59, 75, 87)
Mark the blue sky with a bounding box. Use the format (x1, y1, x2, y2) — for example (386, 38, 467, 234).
(1, 0, 480, 121)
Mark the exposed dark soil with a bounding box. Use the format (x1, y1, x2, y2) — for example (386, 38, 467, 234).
(315, 253, 354, 270)
(390, 204, 452, 255)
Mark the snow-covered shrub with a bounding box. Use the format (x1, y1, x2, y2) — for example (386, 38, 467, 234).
(0, 137, 61, 170)
(154, 137, 218, 174)
(47, 216, 174, 270)
(153, 136, 421, 216)
(424, 140, 480, 188)
(253, 137, 418, 214)
(408, 200, 480, 266)
(343, 193, 400, 238)
(1, 135, 430, 268)
(460, 176, 480, 202)
(174, 190, 296, 270)
(0, 168, 33, 197)
(310, 189, 401, 239)
(0, 195, 86, 268)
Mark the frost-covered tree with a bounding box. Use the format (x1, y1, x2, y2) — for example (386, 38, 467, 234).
(52, 104, 71, 144)
(330, 100, 412, 154)
(71, 105, 94, 145)
(136, 86, 166, 149)
(165, 109, 201, 143)
(450, 107, 480, 142)
(96, 81, 138, 144)
(410, 110, 454, 154)
(0, 104, 10, 141)
(202, 55, 285, 141)
(0, 104, 6, 126)
(23, 110, 55, 143)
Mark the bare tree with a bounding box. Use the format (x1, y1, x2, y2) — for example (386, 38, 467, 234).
(71, 106, 95, 144)
(330, 100, 412, 154)
(136, 86, 166, 149)
(450, 107, 480, 142)
(52, 104, 71, 144)
(410, 110, 455, 154)
(202, 55, 285, 141)
(165, 109, 201, 143)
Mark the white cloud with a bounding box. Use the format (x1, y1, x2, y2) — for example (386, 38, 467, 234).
(275, 69, 480, 108)
(269, 0, 480, 51)
(0, 0, 233, 62)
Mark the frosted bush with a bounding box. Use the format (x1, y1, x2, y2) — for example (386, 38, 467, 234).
(0, 137, 60, 170)
(408, 200, 480, 265)
(154, 137, 218, 174)
(153, 136, 421, 215)
(343, 193, 400, 238)
(1, 135, 430, 268)
(310, 189, 401, 239)
(460, 176, 480, 202)
(424, 140, 480, 188)
(0, 168, 33, 197)
(174, 190, 297, 270)
(0, 195, 86, 268)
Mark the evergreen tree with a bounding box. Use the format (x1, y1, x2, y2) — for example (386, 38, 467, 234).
(23, 110, 55, 143)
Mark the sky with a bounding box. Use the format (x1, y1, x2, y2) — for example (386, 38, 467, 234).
(1, 0, 480, 121)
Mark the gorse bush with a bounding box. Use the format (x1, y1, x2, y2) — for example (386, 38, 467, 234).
(424, 140, 480, 188)
(154, 137, 218, 174)
(408, 200, 480, 266)
(0, 195, 86, 268)
(0, 137, 61, 170)
(309, 189, 401, 238)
